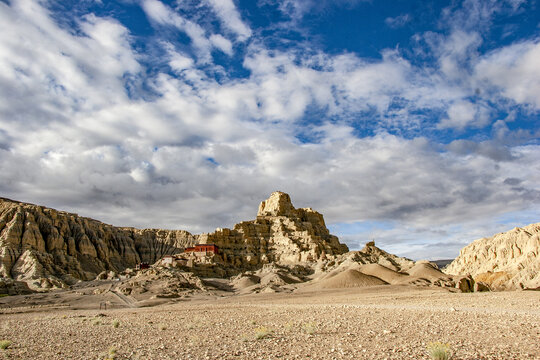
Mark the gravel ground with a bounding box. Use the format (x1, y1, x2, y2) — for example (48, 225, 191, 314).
(0, 286, 539, 359)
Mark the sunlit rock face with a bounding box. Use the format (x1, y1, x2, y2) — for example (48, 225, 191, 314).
(445, 223, 540, 290)
(0, 197, 196, 289)
(199, 191, 349, 268)
(0, 192, 349, 290)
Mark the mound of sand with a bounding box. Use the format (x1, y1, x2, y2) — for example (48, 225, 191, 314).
(358, 264, 408, 284)
(259, 272, 299, 287)
(406, 261, 451, 280)
(232, 274, 260, 290)
(314, 269, 387, 289)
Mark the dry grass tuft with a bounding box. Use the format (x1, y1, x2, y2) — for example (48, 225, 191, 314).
(302, 322, 317, 335)
(104, 346, 117, 360)
(426, 342, 452, 360)
(254, 326, 272, 340)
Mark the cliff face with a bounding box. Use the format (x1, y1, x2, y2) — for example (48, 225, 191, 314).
(196, 191, 349, 268)
(444, 223, 540, 289)
(0, 198, 196, 289)
(0, 192, 350, 290)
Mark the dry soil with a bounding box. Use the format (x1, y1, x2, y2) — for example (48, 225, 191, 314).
(0, 285, 539, 359)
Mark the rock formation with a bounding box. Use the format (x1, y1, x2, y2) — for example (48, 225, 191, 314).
(0, 197, 196, 290)
(197, 191, 349, 269)
(445, 223, 540, 290)
(0, 192, 349, 290)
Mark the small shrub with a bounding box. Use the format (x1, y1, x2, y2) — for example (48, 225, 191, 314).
(426, 342, 451, 360)
(0, 340, 12, 350)
(0, 294, 9, 298)
(104, 346, 117, 360)
(159, 323, 167, 331)
(302, 322, 317, 335)
(284, 322, 295, 331)
(93, 318, 102, 326)
(254, 326, 271, 340)
(112, 319, 120, 328)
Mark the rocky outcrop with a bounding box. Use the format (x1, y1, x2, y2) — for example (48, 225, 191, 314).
(0, 197, 196, 289)
(445, 223, 540, 290)
(0, 277, 33, 295)
(0, 192, 349, 289)
(196, 191, 349, 270)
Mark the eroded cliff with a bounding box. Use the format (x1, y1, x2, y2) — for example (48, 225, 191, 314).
(0, 197, 196, 289)
(0, 192, 349, 290)
(197, 191, 349, 268)
(444, 223, 540, 289)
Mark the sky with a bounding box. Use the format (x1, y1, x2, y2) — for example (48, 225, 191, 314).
(0, 0, 539, 260)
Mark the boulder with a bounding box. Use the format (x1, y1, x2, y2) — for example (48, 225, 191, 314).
(455, 275, 475, 293)
(474, 281, 490, 292)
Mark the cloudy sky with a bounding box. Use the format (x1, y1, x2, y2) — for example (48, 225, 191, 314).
(1, 0, 539, 260)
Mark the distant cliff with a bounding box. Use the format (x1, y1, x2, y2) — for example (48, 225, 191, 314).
(445, 223, 540, 290)
(0, 192, 350, 290)
(0, 197, 196, 289)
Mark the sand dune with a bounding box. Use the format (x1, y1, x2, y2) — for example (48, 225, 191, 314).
(313, 269, 387, 289)
(358, 263, 408, 284)
(405, 261, 451, 280)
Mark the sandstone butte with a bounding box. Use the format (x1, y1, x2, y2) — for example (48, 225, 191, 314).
(0, 191, 349, 291)
(444, 222, 540, 290)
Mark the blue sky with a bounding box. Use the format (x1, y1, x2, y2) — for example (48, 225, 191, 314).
(0, 0, 539, 259)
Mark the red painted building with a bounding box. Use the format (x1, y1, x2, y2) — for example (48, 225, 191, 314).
(184, 244, 219, 255)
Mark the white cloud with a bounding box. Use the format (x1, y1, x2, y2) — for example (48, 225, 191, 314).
(205, 0, 251, 41)
(475, 39, 540, 108)
(437, 100, 490, 130)
(1, 0, 540, 261)
(262, 0, 370, 22)
(441, 0, 526, 31)
(142, 0, 216, 63)
(385, 14, 411, 29)
(209, 34, 233, 55)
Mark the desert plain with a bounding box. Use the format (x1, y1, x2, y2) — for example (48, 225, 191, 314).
(1, 283, 539, 360)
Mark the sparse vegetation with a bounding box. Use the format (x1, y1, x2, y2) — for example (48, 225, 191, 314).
(302, 321, 317, 335)
(254, 326, 272, 340)
(0, 294, 9, 298)
(112, 319, 120, 328)
(93, 318, 102, 326)
(426, 342, 452, 360)
(104, 346, 117, 360)
(0, 340, 12, 350)
(159, 323, 167, 330)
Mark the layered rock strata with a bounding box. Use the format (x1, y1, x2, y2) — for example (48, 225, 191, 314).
(1, 192, 349, 289)
(0, 197, 196, 289)
(445, 223, 540, 290)
(197, 191, 349, 269)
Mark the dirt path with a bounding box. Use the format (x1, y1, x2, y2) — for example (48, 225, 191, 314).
(109, 287, 138, 308)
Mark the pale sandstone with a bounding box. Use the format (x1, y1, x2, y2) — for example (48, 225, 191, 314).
(445, 223, 540, 289)
(197, 191, 348, 270)
(0, 198, 196, 289)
